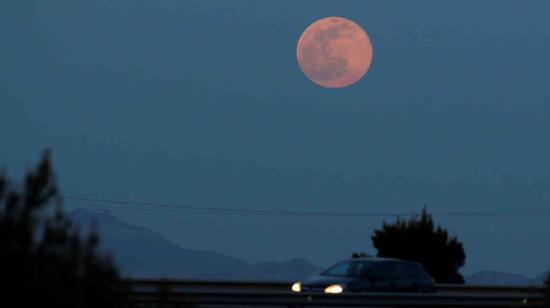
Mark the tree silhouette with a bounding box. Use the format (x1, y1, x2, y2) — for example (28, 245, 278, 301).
(0, 151, 127, 308)
(371, 207, 466, 284)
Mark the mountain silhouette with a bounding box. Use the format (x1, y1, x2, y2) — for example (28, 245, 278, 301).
(67, 208, 322, 281)
(530, 270, 550, 286)
(465, 271, 531, 286)
(67, 209, 550, 285)
(464, 270, 550, 286)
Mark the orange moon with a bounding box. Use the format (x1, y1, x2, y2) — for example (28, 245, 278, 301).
(296, 17, 373, 88)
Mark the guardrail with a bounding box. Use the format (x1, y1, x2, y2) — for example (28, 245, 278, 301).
(119, 279, 548, 307)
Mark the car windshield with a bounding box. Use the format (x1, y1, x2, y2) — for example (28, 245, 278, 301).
(321, 260, 375, 278)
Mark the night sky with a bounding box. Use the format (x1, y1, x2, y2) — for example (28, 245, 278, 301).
(2, 0, 550, 276)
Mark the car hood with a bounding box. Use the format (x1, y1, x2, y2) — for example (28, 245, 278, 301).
(300, 275, 357, 288)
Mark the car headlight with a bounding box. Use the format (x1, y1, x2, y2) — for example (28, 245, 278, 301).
(324, 284, 344, 294)
(291, 282, 302, 292)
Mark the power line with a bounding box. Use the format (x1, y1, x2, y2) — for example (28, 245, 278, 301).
(66, 196, 405, 217)
(65, 196, 550, 218)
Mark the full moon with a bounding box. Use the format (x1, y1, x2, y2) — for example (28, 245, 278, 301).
(296, 17, 373, 88)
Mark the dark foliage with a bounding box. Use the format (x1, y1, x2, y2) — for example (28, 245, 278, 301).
(0, 151, 127, 308)
(371, 207, 466, 284)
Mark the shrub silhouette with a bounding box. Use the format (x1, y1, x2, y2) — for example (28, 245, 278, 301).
(0, 151, 126, 308)
(371, 207, 466, 284)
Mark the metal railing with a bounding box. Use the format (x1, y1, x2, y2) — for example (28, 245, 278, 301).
(119, 279, 548, 307)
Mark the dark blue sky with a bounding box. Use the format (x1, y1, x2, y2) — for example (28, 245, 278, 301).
(2, 0, 550, 276)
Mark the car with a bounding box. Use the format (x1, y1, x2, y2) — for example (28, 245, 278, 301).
(291, 257, 436, 294)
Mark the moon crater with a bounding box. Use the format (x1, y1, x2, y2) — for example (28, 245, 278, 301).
(297, 17, 373, 88)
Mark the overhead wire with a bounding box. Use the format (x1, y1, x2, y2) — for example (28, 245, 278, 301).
(64, 196, 550, 218)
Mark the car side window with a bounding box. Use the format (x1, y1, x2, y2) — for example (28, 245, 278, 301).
(368, 263, 399, 281)
(323, 261, 375, 277)
(398, 262, 434, 284)
(398, 263, 420, 279)
(370, 262, 422, 281)
(352, 262, 373, 277)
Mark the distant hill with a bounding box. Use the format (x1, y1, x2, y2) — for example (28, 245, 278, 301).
(68, 208, 550, 284)
(465, 271, 531, 286)
(67, 209, 322, 280)
(464, 270, 550, 286)
(530, 270, 550, 286)
(254, 258, 323, 281)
